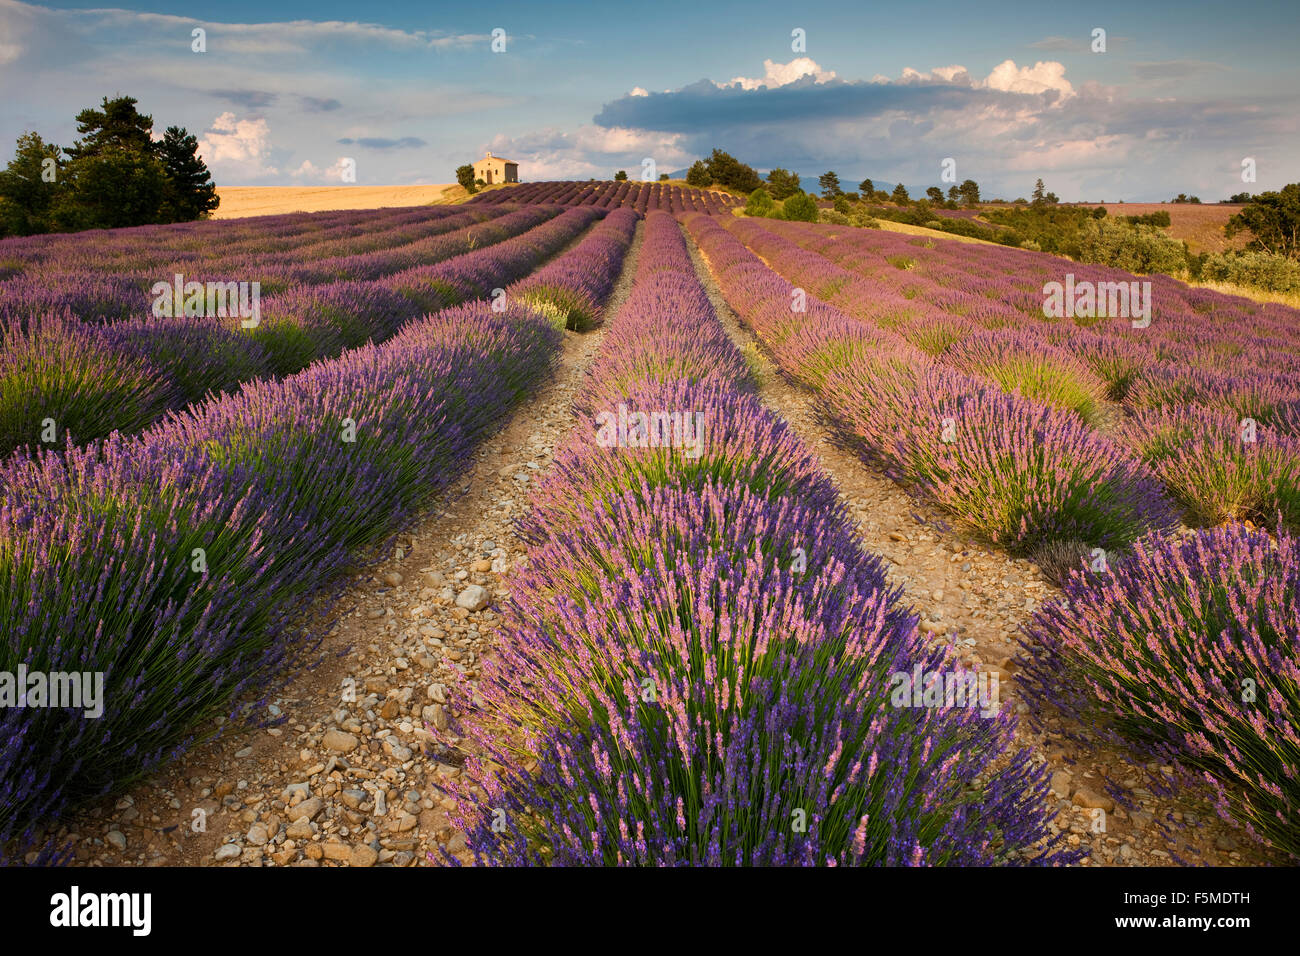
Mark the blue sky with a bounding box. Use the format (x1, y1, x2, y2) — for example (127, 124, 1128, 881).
(1, 0, 1297, 200)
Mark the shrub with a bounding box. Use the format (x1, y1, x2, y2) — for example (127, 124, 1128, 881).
(825, 362, 1178, 554)
(744, 187, 775, 217)
(943, 330, 1110, 424)
(781, 192, 820, 223)
(0, 313, 175, 455)
(1075, 218, 1188, 276)
(1200, 250, 1300, 293)
(1120, 405, 1300, 530)
(1019, 523, 1300, 858)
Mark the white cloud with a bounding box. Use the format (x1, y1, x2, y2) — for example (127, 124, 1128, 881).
(629, 86, 649, 97)
(290, 157, 353, 182)
(724, 57, 837, 90)
(482, 125, 689, 181)
(197, 112, 278, 179)
(981, 59, 1074, 100)
(897, 65, 971, 84)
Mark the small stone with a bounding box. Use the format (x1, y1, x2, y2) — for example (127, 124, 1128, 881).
(447, 831, 468, 853)
(214, 844, 241, 862)
(382, 571, 404, 587)
(287, 796, 324, 822)
(106, 830, 127, 851)
(1215, 833, 1237, 852)
(321, 842, 350, 862)
(1049, 771, 1072, 799)
(455, 585, 490, 612)
(351, 844, 379, 867)
(322, 729, 359, 754)
(246, 823, 269, 846)
(1072, 788, 1115, 813)
(286, 817, 313, 840)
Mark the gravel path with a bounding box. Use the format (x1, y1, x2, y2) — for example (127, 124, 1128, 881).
(683, 226, 1272, 868)
(50, 222, 645, 868)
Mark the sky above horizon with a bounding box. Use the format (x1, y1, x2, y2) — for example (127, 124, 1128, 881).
(1, 0, 1297, 201)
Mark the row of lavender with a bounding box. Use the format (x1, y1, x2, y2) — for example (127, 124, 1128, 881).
(0, 205, 527, 324)
(760, 218, 1300, 413)
(468, 180, 739, 215)
(0, 301, 559, 855)
(0, 203, 646, 856)
(686, 213, 1299, 859)
(0, 207, 608, 457)
(435, 211, 1067, 866)
(0, 204, 498, 277)
(724, 216, 1300, 537)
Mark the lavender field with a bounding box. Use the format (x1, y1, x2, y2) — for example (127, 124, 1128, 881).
(0, 185, 1296, 873)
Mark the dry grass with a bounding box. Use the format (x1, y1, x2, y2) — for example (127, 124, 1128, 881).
(1086, 203, 1250, 255)
(872, 219, 1000, 246)
(212, 184, 454, 219)
(1185, 278, 1300, 309)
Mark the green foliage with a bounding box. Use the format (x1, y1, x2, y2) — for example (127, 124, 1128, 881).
(0, 132, 63, 236)
(891, 183, 910, 205)
(1171, 193, 1202, 204)
(54, 146, 169, 231)
(833, 195, 851, 214)
(685, 160, 712, 187)
(765, 168, 800, 199)
(958, 179, 980, 207)
(925, 186, 944, 203)
(818, 170, 842, 198)
(858, 178, 873, 196)
(782, 191, 819, 222)
(1075, 217, 1188, 275)
(1226, 184, 1300, 258)
(156, 126, 218, 222)
(704, 149, 762, 193)
(1124, 210, 1170, 228)
(64, 96, 155, 160)
(1, 95, 218, 235)
(744, 187, 775, 217)
(614, 170, 628, 181)
(1201, 250, 1300, 292)
(456, 164, 478, 194)
(658, 173, 669, 181)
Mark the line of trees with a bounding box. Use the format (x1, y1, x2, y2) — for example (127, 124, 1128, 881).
(0, 96, 218, 237)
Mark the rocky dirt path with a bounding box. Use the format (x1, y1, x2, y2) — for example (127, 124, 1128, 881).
(51, 223, 644, 868)
(684, 229, 1272, 868)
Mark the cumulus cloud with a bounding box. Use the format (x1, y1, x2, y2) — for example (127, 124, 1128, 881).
(982, 59, 1073, 99)
(588, 55, 1292, 200)
(197, 112, 278, 179)
(480, 125, 688, 181)
(290, 157, 355, 182)
(724, 57, 837, 90)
